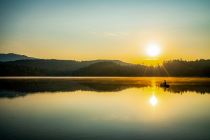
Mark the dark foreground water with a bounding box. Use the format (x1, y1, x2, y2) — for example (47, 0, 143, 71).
(0, 77, 210, 140)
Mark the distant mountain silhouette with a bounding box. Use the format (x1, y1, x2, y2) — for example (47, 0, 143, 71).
(0, 54, 130, 76)
(72, 60, 210, 77)
(72, 61, 144, 76)
(0, 53, 36, 62)
(0, 53, 210, 77)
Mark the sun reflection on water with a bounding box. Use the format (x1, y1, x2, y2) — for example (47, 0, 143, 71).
(149, 94, 158, 107)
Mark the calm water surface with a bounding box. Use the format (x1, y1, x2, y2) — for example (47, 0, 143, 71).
(0, 77, 210, 140)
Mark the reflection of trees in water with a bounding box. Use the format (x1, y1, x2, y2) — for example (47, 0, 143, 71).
(0, 79, 148, 98)
(164, 85, 210, 94)
(0, 79, 210, 98)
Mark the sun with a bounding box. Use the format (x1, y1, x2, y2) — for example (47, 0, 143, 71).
(146, 43, 161, 57)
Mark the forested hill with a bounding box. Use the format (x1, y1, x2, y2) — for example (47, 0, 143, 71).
(0, 59, 129, 76)
(72, 60, 210, 77)
(0, 58, 210, 77)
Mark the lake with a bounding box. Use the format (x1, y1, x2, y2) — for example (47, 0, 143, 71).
(0, 77, 210, 140)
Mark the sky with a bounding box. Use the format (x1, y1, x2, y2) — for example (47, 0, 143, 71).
(0, 0, 210, 63)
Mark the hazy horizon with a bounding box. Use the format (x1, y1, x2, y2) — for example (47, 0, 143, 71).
(1, 52, 210, 65)
(0, 0, 210, 64)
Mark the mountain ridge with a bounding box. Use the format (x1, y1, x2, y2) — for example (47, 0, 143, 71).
(0, 53, 129, 65)
(0, 53, 210, 77)
(0, 53, 37, 62)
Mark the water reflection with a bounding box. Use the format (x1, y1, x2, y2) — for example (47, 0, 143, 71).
(0, 77, 210, 140)
(0, 77, 210, 98)
(149, 94, 158, 107)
